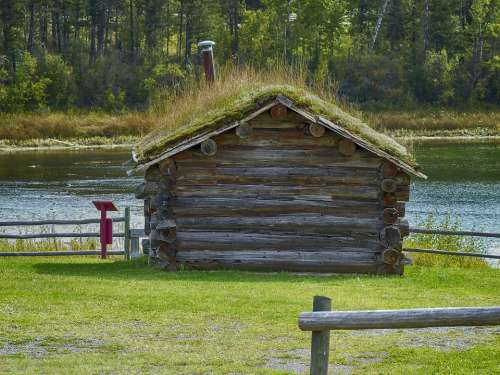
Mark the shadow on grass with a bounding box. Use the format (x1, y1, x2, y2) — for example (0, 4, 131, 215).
(32, 257, 395, 284)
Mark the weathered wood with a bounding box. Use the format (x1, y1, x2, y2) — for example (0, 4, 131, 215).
(173, 203, 379, 218)
(382, 193, 400, 207)
(176, 165, 381, 179)
(176, 250, 377, 273)
(382, 248, 402, 265)
(177, 214, 380, 228)
(314, 115, 427, 179)
(200, 139, 218, 156)
(381, 161, 398, 178)
(215, 129, 339, 147)
(308, 123, 326, 138)
(159, 158, 176, 176)
(381, 179, 397, 193)
(176, 174, 378, 188)
(0, 218, 124, 227)
(338, 139, 356, 156)
(129, 100, 280, 175)
(395, 202, 405, 217)
(124, 206, 131, 260)
(174, 147, 382, 169)
(174, 184, 380, 201)
(130, 237, 140, 258)
(398, 218, 410, 237)
(298, 307, 500, 331)
(0, 250, 125, 257)
(145, 165, 162, 181)
(173, 197, 380, 211)
(409, 228, 500, 238)
(156, 219, 176, 230)
(380, 226, 401, 248)
(157, 242, 177, 271)
(310, 296, 331, 375)
(135, 181, 159, 199)
(0, 232, 103, 239)
(270, 104, 288, 119)
(395, 184, 410, 201)
(235, 122, 253, 139)
(382, 208, 399, 225)
(404, 248, 500, 260)
(395, 171, 411, 185)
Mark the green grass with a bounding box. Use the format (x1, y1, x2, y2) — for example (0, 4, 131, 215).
(0, 257, 498, 374)
(404, 213, 489, 269)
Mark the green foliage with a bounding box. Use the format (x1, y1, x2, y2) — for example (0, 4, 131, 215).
(40, 54, 76, 109)
(0, 53, 50, 112)
(404, 213, 488, 269)
(0, 0, 498, 112)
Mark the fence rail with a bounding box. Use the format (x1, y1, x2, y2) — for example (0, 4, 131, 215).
(409, 227, 500, 238)
(0, 206, 144, 259)
(299, 296, 500, 375)
(404, 247, 500, 260)
(0, 217, 125, 227)
(0, 250, 125, 257)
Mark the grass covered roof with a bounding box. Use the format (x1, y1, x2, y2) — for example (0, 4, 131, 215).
(135, 68, 418, 168)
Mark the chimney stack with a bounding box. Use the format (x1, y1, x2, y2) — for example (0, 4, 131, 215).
(198, 40, 216, 83)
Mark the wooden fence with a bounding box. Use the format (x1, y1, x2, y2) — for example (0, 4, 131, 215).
(0, 207, 145, 259)
(406, 226, 500, 260)
(299, 296, 500, 375)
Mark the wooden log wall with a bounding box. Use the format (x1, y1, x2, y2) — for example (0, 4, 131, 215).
(137, 108, 412, 274)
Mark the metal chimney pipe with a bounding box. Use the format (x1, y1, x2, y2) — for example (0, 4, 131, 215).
(198, 40, 216, 83)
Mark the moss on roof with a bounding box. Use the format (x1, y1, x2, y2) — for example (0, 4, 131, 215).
(135, 84, 417, 167)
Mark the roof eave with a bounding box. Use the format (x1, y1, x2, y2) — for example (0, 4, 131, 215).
(129, 95, 427, 180)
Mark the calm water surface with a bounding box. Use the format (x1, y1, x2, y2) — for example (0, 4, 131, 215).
(0, 144, 498, 253)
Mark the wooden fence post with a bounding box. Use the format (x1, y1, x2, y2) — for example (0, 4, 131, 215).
(124, 207, 131, 260)
(130, 237, 140, 258)
(310, 296, 331, 375)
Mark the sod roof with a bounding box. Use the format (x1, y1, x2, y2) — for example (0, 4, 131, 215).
(134, 84, 424, 177)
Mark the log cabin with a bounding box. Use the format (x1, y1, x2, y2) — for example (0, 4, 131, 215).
(130, 85, 426, 275)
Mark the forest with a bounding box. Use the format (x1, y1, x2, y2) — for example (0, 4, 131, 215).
(0, 0, 499, 112)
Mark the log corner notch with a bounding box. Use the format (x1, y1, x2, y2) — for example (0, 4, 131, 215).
(378, 161, 412, 275)
(144, 160, 179, 271)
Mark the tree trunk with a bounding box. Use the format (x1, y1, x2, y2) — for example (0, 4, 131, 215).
(369, 0, 391, 52)
(27, 0, 35, 53)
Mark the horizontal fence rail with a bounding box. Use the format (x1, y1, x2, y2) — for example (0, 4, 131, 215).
(299, 306, 500, 331)
(0, 232, 126, 239)
(404, 247, 500, 260)
(300, 296, 500, 375)
(0, 206, 145, 259)
(0, 250, 125, 257)
(409, 227, 500, 238)
(0, 217, 125, 227)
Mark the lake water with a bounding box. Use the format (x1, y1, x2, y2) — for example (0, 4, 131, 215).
(0, 144, 498, 255)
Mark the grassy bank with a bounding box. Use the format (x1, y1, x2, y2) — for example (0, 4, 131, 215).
(0, 257, 498, 374)
(365, 108, 500, 138)
(0, 112, 155, 148)
(0, 105, 499, 149)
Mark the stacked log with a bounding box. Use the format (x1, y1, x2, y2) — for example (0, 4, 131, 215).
(136, 158, 178, 269)
(138, 109, 414, 274)
(378, 161, 412, 274)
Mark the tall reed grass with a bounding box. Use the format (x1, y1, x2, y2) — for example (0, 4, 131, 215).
(404, 213, 488, 268)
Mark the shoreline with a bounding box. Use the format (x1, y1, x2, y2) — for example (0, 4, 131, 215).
(1, 135, 499, 153)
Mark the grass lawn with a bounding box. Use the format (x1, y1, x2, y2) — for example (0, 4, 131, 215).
(0, 256, 499, 374)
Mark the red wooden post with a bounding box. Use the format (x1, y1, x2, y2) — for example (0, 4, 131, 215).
(92, 201, 118, 259)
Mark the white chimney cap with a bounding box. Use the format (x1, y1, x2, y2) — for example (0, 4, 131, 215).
(198, 40, 216, 51)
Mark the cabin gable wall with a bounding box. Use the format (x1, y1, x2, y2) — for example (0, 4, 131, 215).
(138, 109, 411, 274)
